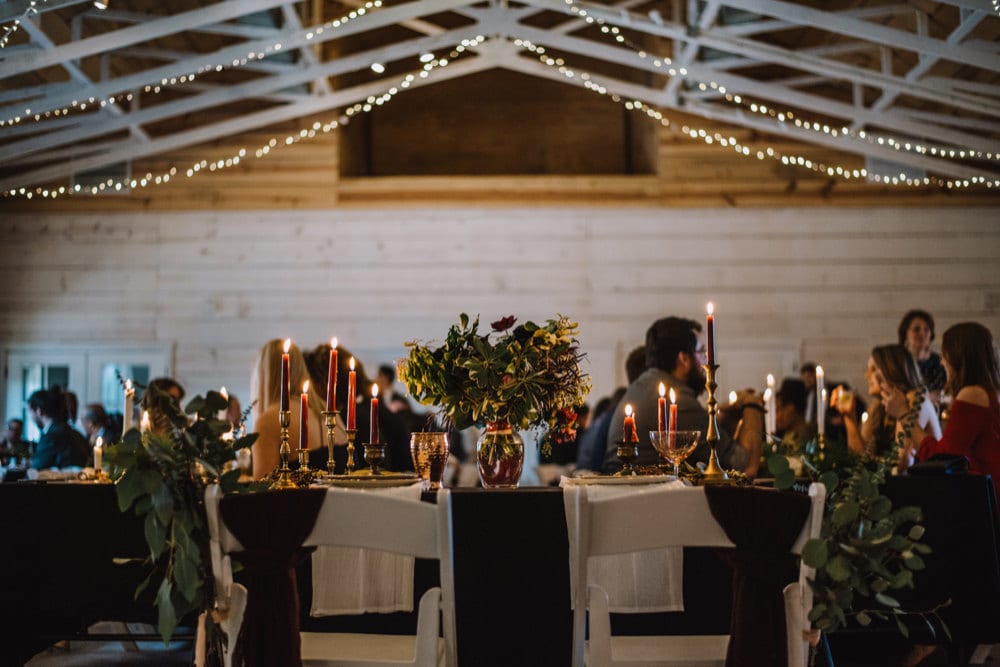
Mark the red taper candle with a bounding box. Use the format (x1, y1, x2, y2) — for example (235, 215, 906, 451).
(706, 302, 716, 365)
(623, 404, 638, 443)
(280, 338, 291, 412)
(300, 381, 309, 453)
(347, 357, 357, 430)
(657, 382, 667, 433)
(326, 337, 339, 412)
(370, 383, 380, 444)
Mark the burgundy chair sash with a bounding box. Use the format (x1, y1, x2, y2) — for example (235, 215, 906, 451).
(220, 488, 327, 667)
(704, 485, 811, 667)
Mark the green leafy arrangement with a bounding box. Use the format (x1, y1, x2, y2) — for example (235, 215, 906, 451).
(767, 387, 948, 641)
(401, 314, 591, 454)
(106, 388, 262, 652)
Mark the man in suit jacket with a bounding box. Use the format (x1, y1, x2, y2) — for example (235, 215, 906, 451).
(29, 388, 89, 469)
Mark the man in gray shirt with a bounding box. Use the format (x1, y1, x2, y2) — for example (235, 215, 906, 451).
(603, 316, 763, 476)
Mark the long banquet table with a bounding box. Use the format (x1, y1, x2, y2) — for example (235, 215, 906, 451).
(2, 474, 999, 666)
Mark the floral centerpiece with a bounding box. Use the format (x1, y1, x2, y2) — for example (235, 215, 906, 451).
(401, 313, 591, 486)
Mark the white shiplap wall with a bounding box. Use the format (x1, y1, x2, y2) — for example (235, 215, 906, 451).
(2, 207, 999, 417)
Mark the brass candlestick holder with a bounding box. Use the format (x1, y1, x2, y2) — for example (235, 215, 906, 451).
(616, 439, 639, 476)
(346, 429, 357, 474)
(701, 363, 730, 484)
(270, 410, 297, 490)
(362, 442, 387, 475)
(322, 410, 339, 476)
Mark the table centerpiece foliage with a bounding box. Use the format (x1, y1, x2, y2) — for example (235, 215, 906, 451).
(401, 313, 591, 456)
(106, 384, 262, 658)
(766, 386, 947, 645)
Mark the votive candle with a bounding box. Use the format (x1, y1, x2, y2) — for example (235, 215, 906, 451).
(347, 357, 357, 430)
(370, 384, 380, 444)
(326, 337, 339, 412)
(623, 404, 638, 443)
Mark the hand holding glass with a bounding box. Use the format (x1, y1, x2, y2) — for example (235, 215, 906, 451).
(649, 430, 701, 477)
(410, 432, 449, 490)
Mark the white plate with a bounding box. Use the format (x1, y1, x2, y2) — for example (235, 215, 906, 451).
(560, 474, 674, 486)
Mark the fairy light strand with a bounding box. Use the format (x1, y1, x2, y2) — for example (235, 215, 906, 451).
(0, 0, 47, 49)
(561, 0, 996, 167)
(3, 36, 484, 200)
(0, 0, 383, 128)
(4, 35, 998, 199)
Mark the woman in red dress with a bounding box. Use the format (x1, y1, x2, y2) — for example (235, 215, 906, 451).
(896, 321, 1000, 497)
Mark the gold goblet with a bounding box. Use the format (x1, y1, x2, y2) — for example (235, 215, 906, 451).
(410, 432, 450, 490)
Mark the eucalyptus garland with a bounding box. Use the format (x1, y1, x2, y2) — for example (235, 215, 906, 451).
(107, 387, 262, 655)
(767, 386, 949, 643)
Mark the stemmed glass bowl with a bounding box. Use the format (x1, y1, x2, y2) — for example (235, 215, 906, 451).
(649, 430, 701, 477)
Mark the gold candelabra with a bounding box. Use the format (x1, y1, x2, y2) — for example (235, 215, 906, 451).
(270, 410, 297, 490)
(701, 363, 730, 484)
(322, 411, 339, 476)
(346, 429, 357, 474)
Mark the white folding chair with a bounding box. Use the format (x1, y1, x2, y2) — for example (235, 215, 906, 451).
(205, 485, 456, 667)
(570, 483, 824, 667)
(204, 484, 249, 667)
(783, 483, 826, 667)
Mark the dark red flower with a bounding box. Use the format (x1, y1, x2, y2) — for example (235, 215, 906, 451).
(491, 315, 517, 332)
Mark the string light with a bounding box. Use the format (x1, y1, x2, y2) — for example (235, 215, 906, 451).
(5, 33, 998, 199)
(0, 0, 46, 49)
(0, 0, 383, 127)
(558, 0, 996, 168)
(3, 37, 483, 200)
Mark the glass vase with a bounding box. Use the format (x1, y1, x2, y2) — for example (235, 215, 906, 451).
(476, 421, 524, 488)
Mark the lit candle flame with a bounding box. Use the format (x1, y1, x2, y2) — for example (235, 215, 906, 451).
(220, 386, 228, 400)
(658, 382, 666, 398)
(766, 374, 775, 388)
(302, 380, 309, 394)
(669, 388, 676, 404)
(125, 378, 133, 394)
(371, 383, 379, 398)
(625, 404, 633, 417)
(95, 436, 103, 448)
(764, 387, 772, 401)
(283, 338, 291, 354)
(861, 411, 869, 424)
(140, 410, 151, 433)
(706, 302, 714, 316)
(816, 365, 824, 378)
(729, 390, 738, 404)
(349, 356, 356, 371)
(331, 336, 338, 349)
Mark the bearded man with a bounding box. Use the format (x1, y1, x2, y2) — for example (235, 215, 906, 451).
(602, 316, 763, 476)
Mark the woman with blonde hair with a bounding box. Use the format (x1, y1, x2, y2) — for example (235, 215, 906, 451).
(250, 339, 328, 480)
(835, 344, 940, 469)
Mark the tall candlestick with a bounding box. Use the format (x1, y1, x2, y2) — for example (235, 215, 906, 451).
(815, 365, 826, 436)
(347, 357, 357, 430)
(370, 383, 380, 444)
(706, 302, 716, 365)
(280, 338, 291, 412)
(93, 436, 103, 474)
(326, 337, 339, 412)
(300, 381, 309, 453)
(123, 379, 134, 432)
(668, 388, 678, 436)
(657, 382, 667, 433)
(766, 374, 777, 437)
(623, 404, 638, 443)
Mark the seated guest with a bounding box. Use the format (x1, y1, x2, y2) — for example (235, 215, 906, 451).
(603, 316, 763, 475)
(29, 387, 89, 469)
(899, 322, 1000, 496)
(81, 403, 121, 445)
(774, 378, 816, 451)
(141, 377, 187, 435)
(838, 345, 940, 470)
(251, 340, 327, 480)
(899, 309, 947, 408)
(0, 418, 34, 464)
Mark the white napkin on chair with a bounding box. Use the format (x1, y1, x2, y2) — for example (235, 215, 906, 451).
(310, 483, 423, 616)
(561, 480, 686, 613)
